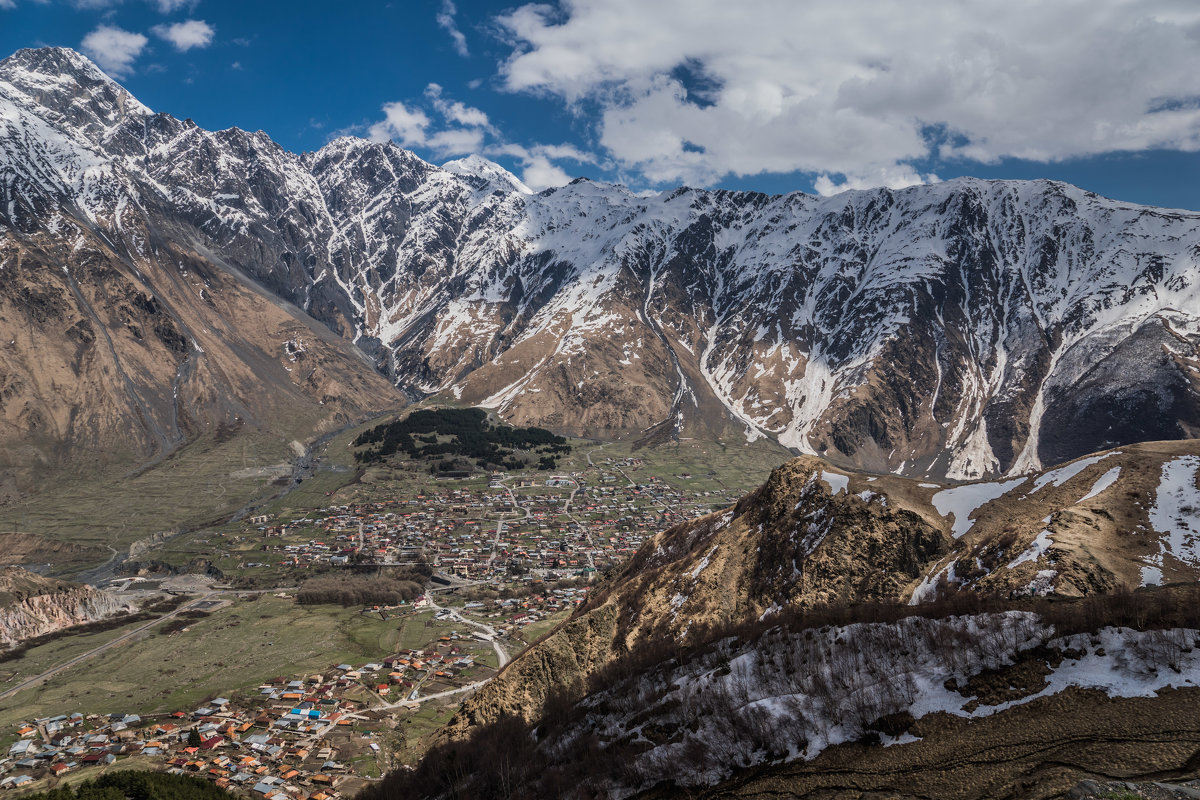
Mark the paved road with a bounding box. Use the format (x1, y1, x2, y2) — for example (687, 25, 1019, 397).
(424, 592, 509, 670)
(0, 593, 218, 702)
(375, 680, 488, 710)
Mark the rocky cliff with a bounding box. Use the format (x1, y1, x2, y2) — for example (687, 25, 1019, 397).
(442, 440, 1200, 738)
(0, 566, 134, 647)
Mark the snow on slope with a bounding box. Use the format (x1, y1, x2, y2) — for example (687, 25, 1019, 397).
(1144, 455, 1200, 582)
(932, 478, 1025, 538)
(3, 47, 1200, 480)
(557, 613, 1200, 795)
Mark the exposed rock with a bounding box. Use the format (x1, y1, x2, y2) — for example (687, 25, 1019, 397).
(3, 47, 1200, 482)
(0, 566, 133, 647)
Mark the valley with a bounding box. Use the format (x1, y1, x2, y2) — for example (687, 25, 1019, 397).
(0, 402, 793, 795)
(0, 38, 1198, 800)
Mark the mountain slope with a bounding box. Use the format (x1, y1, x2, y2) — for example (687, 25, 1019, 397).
(0, 48, 401, 523)
(437, 441, 1200, 740)
(3, 47, 1199, 481)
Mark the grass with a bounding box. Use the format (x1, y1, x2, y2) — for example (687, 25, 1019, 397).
(395, 702, 460, 766)
(0, 432, 294, 558)
(0, 596, 410, 729)
(395, 613, 467, 652)
(511, 608, 573, 647)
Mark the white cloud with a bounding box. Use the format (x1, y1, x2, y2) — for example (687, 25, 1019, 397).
(368, 101, 430, 146)
(496, 0, 1200, 190)
(437, 0, 469, 57)
(0, 0, 16, 10)
(490, 142, 597, 190)
(153, 19, 214, 51)
(425, 83, 491, 128)
(80, 24, 147, 78)
(814, 167, 940, 197)
(367, 85, 599, 186)
(518, 154, 573, 190)
(369, 85, 495, 158)
(151, 0, 196, 11)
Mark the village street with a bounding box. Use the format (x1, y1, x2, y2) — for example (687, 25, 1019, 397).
(423, 592, 508, 672)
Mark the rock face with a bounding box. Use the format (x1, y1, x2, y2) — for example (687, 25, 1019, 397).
(4, 48, 1200, 480)
(0, 566, 133, 647)
(442, 440, 1200, 736)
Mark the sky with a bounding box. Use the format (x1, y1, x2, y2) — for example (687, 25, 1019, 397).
(2, 0, 1200, 209)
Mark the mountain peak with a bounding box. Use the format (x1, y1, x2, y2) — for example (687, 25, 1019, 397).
(441, 154, 533, 195)
(0, 46, 152, 121)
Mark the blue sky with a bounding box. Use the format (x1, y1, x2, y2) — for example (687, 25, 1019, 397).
(3, 0, 1200, 210)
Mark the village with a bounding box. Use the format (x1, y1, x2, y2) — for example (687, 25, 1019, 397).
(0, 454, 740, 797)
(0, 634, 493, 798)
(242, 458, 737, 585)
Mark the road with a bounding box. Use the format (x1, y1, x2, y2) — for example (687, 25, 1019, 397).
(485, 478, 530, 572)
(0, 593, 219, 701)
(373, 679, 489, 710)
(424, 592, 509, 670)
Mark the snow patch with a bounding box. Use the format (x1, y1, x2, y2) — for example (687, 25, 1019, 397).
(931, 478, 1024, 539)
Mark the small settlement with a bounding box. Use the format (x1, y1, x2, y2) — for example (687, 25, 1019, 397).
(1, 634, 496, 797)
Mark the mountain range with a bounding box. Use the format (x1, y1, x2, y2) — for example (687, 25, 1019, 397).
(2, 45, 1199, 491)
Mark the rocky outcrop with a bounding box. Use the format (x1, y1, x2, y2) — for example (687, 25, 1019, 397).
(444, 440, 1200, 739)
(0, 567, 134, 647)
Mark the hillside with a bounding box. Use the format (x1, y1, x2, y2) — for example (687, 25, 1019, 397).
(0, 48, 404, 554)
(421, 441, 1200, 747)
(0, 566, 133, 647)
(2, 47, 1199, 483)
(360, 441, 1200, 799)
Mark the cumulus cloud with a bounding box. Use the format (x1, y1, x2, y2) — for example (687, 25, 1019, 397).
(425, 83, 491, 128)
(81, 24, 147, 78)
(366, 83, 599, 188)
(368, 84, 496, 159)
(368, 101, 431, 146)
(437, 0, 469, 57)
(496, 0, 1200, 190)
(153, 19, 214, 51)
(813, 166, 940, 198)
(491, 142, 597, 189)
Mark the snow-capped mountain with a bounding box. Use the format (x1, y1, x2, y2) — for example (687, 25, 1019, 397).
(0, 47, 400, 489)
(3, 47, 1199, 479)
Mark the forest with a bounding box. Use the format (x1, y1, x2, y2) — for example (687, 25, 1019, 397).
(352, 407, 571, 472)
(296, 571, 428, 607)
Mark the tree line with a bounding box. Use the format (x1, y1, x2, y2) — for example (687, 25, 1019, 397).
(361, 582, 1200, 800)
(20, 771, 233, 800)
(296, 573, 425, 607)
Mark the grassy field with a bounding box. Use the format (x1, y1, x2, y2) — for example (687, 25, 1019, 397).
(0, 596, 414, 729)
(394, 702, 460, 765)
(510, 608, 573, 647)
(0, 432, 294, 557)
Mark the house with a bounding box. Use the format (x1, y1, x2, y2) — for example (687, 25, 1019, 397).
(8, 740, 36, 756)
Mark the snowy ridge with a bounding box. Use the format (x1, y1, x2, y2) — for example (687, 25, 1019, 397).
(3, 48, 1200, 479)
